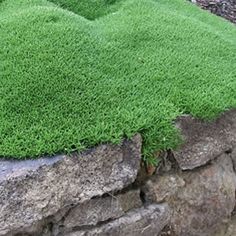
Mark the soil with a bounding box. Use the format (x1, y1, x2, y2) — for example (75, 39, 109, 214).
(192, 0, 236, 24)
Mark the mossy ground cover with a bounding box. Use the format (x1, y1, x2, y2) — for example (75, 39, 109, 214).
(0, 0, 236, 161)
(49, 0, 125, 20)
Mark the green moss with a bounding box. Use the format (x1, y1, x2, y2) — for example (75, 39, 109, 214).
(49, 0, 124, 20)
(0, 0, 236, 159)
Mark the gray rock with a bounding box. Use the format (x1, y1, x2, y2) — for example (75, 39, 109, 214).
(62, 189, 142, 229)
(67, 204, 170, 236)
(174, 109, 236, 170)
(144, 153, 236, 236)
(213, 214, 236, 236)
(0, 134, 142, 236)
(142, 173, 185, 203)
(229, 148, 236, 175)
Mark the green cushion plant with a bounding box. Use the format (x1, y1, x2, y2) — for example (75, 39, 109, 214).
(0, 0, 236, 162)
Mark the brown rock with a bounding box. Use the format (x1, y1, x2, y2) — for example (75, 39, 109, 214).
(213, 214, 236, 236)
(174, 109, 236, 170)
(144, 153, 236, 236)
(142, 174, 185, 203)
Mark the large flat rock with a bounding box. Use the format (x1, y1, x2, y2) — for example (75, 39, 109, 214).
(174, 109, 236, 170)
(67, 203, 170, 236)
(0, 134, 142, 236)
(62, 189, 142, 229)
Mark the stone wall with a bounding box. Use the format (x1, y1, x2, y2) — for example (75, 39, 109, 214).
(1, 109, 236, 236)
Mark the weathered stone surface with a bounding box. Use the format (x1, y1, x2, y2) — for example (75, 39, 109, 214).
(174, 109, 236, 170)
(213, 215, 236, 236)
(173, 155, 236, 235)
(0, 134, 142, 236)
(144, 153, 236, 236)
(229, 148, 236, 175)
(67, 204, 170, 236)
(62, 189, 142, 229)
(142, 173, 185, 203)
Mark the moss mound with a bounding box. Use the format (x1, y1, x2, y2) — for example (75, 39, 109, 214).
(0, 0, 236, 160)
